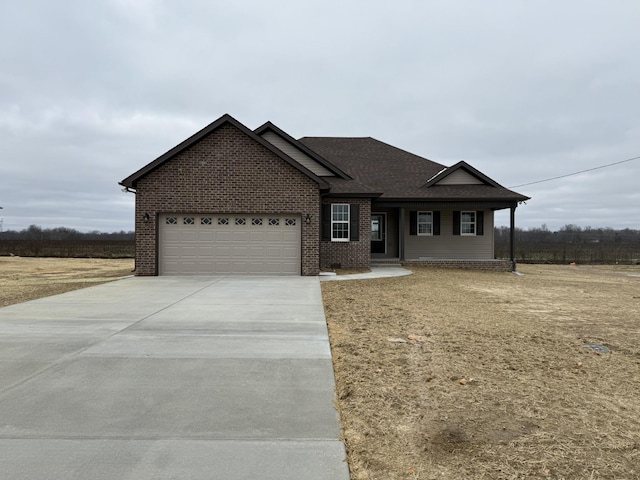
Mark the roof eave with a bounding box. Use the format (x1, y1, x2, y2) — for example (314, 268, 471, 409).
(378, 195, 530, 203)
(322, 192, 384, 198)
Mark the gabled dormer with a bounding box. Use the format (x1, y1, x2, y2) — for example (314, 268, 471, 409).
(255, 122, 351, 180)
(423, 161, 504, 188)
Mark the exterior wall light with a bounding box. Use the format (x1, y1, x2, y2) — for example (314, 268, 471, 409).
(304, 213, 312, 223)
(143, 212, 150, 223)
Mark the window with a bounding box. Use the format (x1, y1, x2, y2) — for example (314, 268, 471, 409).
(461, 211, 476, 235)
(201, 217, 212, 225)
(268, 218, 279, 226)
(251, 218, 263, 226)
(183, 217, 195, 225)
(285, 218, 296, 226)
(235, 218, 246, 226)
(453, 211, 483, 236)
(410, 211, 440, 236)
(218, 218, 229, 225)
(322, 203, 359, 242)
(417, 211, 433, 235)
(331, 204, 349, 241)
(165, 217, 177, 225)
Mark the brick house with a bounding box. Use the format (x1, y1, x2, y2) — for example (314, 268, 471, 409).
(120, 114, 529, 276)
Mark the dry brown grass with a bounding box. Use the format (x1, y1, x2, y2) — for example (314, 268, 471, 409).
(3, 259, 639, 478)
(0, 257, 134, 307)
(322, 265, 640, 480)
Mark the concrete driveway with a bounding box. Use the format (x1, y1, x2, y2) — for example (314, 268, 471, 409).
(0, 276, 350, 480)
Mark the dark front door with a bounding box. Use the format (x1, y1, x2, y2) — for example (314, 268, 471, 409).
(371, 213, 386, 254)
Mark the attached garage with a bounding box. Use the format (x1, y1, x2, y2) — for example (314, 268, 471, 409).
(159, 214, 301, 275)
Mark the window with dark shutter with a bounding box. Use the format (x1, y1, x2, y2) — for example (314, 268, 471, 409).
(476, 211, 484, 236)
(322, 203, 360, 242)
(349, 204, 359, 241)
(321, 204, 331, 241)
(453, 211, 482, 236)
(453, 211, 461, 235)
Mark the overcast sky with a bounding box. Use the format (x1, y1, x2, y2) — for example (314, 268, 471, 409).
(2, 1, 639, 233)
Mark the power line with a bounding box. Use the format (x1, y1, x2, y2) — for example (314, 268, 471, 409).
(509, 155, 640, 188)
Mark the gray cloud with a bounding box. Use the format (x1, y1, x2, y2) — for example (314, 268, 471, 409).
(1, 0, 639, 232)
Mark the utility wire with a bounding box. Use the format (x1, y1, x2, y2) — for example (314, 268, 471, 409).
(509, 155, 640, 188)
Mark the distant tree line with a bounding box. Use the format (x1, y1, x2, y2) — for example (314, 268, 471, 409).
(0, 225, 134, 258)
(495, 224, 640, 264)
(1, 223, 639, 264)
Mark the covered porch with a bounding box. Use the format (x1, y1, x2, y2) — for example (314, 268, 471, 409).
(370, 200, 522, 271)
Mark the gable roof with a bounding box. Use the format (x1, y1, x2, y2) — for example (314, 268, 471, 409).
(120, 114, 330, 190)
(254, 122, 351, 180)
(299, 137, 530, 202)
(298, 137, 445, 196)
(424, 161, 503, 188)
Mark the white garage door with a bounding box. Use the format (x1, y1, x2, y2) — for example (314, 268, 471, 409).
(159, 214, 301, 275)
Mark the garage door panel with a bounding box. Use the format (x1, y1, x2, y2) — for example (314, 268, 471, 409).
(282, 232, 299, 242)
(265, 246, 283, 257)
(164, 231, 181, 242)
(247, 262, 266, 274)
(179, 231, 198, 242)
(199, 246, 214, 257)
(282, 246, 299, 259)
(216, 231, 233, 242)
(250, 231, 267, 241)
(233, 231, 250, 242)
(197, 231, 215, 241)
(232, 246, 249, 256)
(159, 214, 301, 275)
(249, 246, 266, 257)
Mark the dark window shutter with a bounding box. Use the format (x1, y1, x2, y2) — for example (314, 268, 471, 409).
(409, 211, 417, 236)
(476, 211, 484, 235)
(453, 211, 461, 235)
(349, 204, 359, 241)
(321, 204, 331, 241)
(433, 211, 441, 235)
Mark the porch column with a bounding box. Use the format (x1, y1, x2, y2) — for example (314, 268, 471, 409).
(399, 207, 406, 261)
(510, 203, 517, 271)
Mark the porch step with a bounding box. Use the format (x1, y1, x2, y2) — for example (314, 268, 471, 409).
(370, 258, 401, 263)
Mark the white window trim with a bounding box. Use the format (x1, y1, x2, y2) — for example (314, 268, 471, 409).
(461, 211, 476, 236)
(331, 203, 350, 242)
(417, 211, 433, 236)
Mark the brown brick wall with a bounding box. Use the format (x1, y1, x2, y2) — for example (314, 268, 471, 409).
(134, 123, 320, 275)
(320, 198, 371, 269)
(403, 259, 512, 271)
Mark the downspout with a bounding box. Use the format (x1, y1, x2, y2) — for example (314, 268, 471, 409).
(121, 185, 137, 273)
(510, 203, 517, 272)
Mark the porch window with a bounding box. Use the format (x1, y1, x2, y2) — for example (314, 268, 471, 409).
(453, 211, 483, 236)
(461, 211, 476, 235)
(417, 211, 433, 235)
(409, 211, 440, 236)
(331, 204, 350, 241)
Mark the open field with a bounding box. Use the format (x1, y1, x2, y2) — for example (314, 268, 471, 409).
(322, 264, 640, 479)
(2, 258, 639, 478)
(0, 257, 134, 307)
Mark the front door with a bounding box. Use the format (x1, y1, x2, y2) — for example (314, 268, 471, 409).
(371, 213, 386, 254)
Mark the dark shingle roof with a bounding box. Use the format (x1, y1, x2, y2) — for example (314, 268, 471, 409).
(298, 137, 529, 202)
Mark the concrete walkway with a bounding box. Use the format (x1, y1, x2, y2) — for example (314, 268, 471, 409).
(0, 276, 349, 480)
(320, 265, 412, 281)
